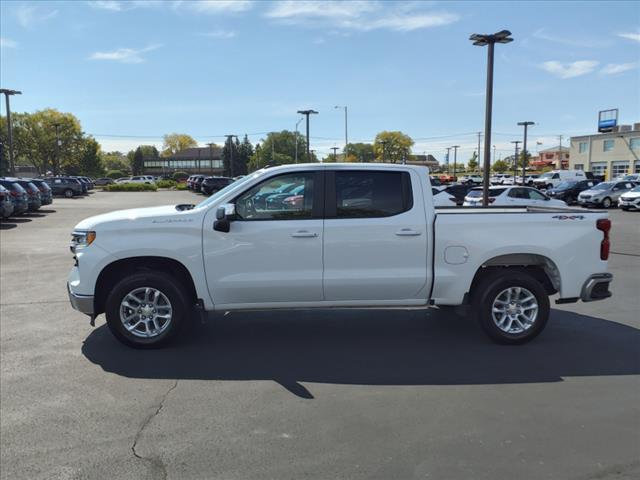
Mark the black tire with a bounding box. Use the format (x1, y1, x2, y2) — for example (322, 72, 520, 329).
(546, 184, 553, 190)
(472, 269, 550, 345)
(64, 189, 74, 198)
(602, 197, 612, 208)
(105, 271, 191, 348)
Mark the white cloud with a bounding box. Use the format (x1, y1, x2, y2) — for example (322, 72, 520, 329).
(600, 62, 638, 75)
(265, 1, 458, 32)
(532, 28, 608, 48)
(0, 37, 18, 48)
(89, 44, 162, 64)
(173, 0, 253, 14)
(15, 5, 58, 28)
(617, 32, 640, 42)
(540, 60, 599, 79)
(87, 1, 124, 11)
(199, 29, 237, 39)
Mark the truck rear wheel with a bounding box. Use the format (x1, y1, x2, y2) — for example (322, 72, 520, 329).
(472, 270, 549, 344)
(105, 271, 190, 348)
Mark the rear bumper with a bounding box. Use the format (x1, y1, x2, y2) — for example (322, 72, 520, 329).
(67, 282, 95, 315)
(580, 273, 613, 302)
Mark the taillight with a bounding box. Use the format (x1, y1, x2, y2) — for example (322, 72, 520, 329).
(10, 190, 19, 197)
(596, 218, 611, 260)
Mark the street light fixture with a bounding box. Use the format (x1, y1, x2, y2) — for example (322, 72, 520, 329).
(469, 29, 513, 207)
(451, 145, 460, 178)
(297, 109, 318, 162)
(1, 88, 22, 176)
(518, 121, 534, 184)
(511, 140, 521, 181)
(294, 116, 303, 163)
(334, 105, 348, 159)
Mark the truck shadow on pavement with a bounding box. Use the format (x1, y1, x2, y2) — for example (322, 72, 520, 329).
(82, 309, 640, 399)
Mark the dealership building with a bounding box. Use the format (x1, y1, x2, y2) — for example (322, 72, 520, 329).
(143, 146, 224, 176)
(569, 122, 640, 179)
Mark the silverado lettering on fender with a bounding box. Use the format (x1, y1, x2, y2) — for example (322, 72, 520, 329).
(68, 164, 613, 348)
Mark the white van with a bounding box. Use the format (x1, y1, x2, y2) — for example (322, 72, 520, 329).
(533, 170, 586, 190)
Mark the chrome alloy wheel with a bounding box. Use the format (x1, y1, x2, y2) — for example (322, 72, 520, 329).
(119, 287, 173, 338)
(491, 286, 539, 334)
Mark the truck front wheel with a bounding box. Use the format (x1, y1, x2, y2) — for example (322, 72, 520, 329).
(105, 271, 190, 348)
(472, 270, 549, 344)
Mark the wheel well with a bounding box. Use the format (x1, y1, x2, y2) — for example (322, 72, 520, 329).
(94, 256, 198, 315)
(467, 254, 560, 302)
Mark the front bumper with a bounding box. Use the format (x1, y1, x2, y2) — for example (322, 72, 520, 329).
(580, 273, 613, 302)
(619, 199, 640, 209)
(67, 282, 95, 315)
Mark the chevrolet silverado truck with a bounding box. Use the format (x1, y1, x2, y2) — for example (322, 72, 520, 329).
(68, 164, 613, 348)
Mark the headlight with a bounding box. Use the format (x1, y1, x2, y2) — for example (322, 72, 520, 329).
(70, 231, 96, 253)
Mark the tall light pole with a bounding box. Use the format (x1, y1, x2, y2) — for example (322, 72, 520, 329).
(224, 134, 238, 177)
(297, 109, 318, 162)
(511, 140, 521, 181)
(477, 132, 482, 172)
(452, 145, 460, 178)
(1, 88, 22, 176)
(470, 29, 513, 207)
(518, 121, 534, 184)
(294, 116, 303, 163)
(334, 105, 348, 159)
(445, 147, 451, 174)
(53, 123, 62, 176)
(207, 142, 216, 172)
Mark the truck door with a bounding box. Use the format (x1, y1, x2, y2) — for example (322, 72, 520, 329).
(322, 169, 428, 301)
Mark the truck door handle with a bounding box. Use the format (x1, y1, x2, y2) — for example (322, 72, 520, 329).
(291, 230, 318, 238)
(395, 228, 421, 236)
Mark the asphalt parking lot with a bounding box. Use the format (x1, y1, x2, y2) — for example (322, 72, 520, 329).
(1, 190, 639, 480)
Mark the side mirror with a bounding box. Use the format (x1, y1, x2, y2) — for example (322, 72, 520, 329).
(214, 203, 236, 233)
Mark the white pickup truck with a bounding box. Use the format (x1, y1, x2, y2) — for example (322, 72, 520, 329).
(68, 164, 613, 348)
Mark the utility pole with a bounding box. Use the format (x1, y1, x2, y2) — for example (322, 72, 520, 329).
(477, 132, 482, 172)
(294, 117, 303, 163)
(445, 147, 451, 174)
(297, 109, 318, 162)
(53, 123, 61, 176)
(331, 146, 339, 162)
(334, 106, 348, 159)
(452, 145, 460, 178)
(518, 121, 534, 184)
(1, 88, 22, 176)
(207, 143, 216, 172)
(511, 140, 521, 181)
(493, 145, 496, 164)
(224, 134, 237, 177)
(558, 135, 564, 170)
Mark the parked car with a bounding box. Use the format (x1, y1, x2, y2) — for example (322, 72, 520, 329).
(67, 163, 613, 348)
(501, 175, 516, 185)
(432, 187, 458, 207)
(201, 176, 234, 196)
(438, 174, 457, 184)
(75, 176, 94, 190)
(490, 174, 508, 185)
(429, 176, 443, 187)
(193, 176, 207, 192)
(464, 186, 567, 208)
(614, 173, 640, 183)
(127, 176, 155, 185)
(252, 182, 298, 208)
(442, 184, 474, 205)
(45, 177, 85, 197)
(26, 179, 53, 205)
(459, 174, 483, 185)
(187, 175, 205, 190)
(520, 174, 541, 186)
(95, 178, 115, 186)
(533, 170, 588, 190)
(114, 177, 131, 184)
(9, 179, 42, 211)
(618, 185, 640, 211)
(578, 181, 636, 208)
(0, 185, 15, 219)
(0, 180, 29, 215)
(546, 180, 598, 205)
(266, 184, 306, 209)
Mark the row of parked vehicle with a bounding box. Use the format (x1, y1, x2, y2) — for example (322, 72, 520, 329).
(187, 175, 239, 196)
(0, 175, 97, 220)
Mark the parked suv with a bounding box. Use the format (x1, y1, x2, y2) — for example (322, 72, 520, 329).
(619, 185, 640, 211)
(95, 178, 114, 186)
(533, 170, 588, 190)
(0, 180, 29, 215)
(26, 179, 53, 205)
(201, 176, 234, 195)
(0, 185, 15, 219)
(9, 178, 42, 211)
(45, 177, 85, 197)
(546, 180, 597, 205)
(578, 181, 636, 208)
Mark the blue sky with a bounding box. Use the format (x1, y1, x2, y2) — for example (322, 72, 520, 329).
(1, 0, 639, 161)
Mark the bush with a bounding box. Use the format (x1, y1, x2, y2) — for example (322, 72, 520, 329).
(104, 183, 158, 192)
(156, 179, 177, 188)
(106, 169, 127, 179)
(176, 183, 188, 190)
(172, 171, 189, 181)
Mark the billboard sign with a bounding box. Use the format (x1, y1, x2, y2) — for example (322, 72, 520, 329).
(598, 109, 618, 133)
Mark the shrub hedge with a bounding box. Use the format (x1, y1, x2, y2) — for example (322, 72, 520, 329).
(156, 179, 177, 188)
(172, 171, 189, 181)
(104, 183, 158, 192)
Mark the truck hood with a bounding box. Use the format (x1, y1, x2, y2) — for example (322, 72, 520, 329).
(74, 204, 188, 230)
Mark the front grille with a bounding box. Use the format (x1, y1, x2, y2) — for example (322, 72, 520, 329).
(580, 195, 591, 200)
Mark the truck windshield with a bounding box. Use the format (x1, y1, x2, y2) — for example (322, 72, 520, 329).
(195, 171, 264, 209)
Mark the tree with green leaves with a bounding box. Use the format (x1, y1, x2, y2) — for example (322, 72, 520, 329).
(345, 142, 374, 162)
(492, 160, 509, 172)
(247, 131, 312, 171)
(373, 131, 414, 163)
(222, 137, 240, 177)
(467, 152, 478, 172)
(132, 147, 144, 175)
(161, 133, 197, 157)
(101, 151, 129, 172)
